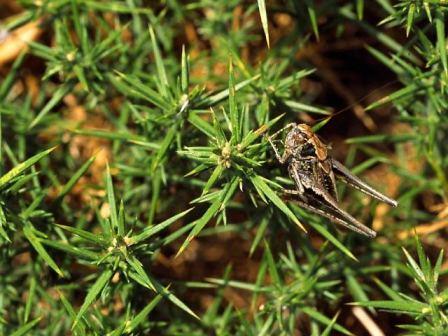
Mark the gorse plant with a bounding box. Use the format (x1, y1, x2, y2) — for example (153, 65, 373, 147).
(1, 0, 447, 335)
(356, 238, 448, 335)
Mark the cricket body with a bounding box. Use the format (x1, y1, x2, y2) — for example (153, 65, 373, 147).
(268, 123, 398, 238)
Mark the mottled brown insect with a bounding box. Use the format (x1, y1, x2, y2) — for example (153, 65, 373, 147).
(268, 123, 398, 238)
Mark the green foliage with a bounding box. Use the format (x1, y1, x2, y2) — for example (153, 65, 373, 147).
(356, 238, 448, 335)
(1, 0, 447, 334)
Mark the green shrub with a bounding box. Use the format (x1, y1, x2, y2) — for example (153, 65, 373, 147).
(1, 1, 447, 335)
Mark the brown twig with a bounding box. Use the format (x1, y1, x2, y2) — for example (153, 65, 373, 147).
(0, 19, 43, 67)
(352, 306, 385, 336)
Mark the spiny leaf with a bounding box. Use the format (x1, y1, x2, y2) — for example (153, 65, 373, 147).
(127, 255, 156, 291)
(202, 164, 224, 195)
(124, 293, 163, 334)
(130, 208, 193, 245)
(151, 276, 199, 319)
(436, 9, 448, 75)
(321, 311, 341, 336)
(0, 206, 10, 242)
(228, 60, 239, 143)
(181, 45, 189, 93)
(250, 174, 306, 232)
(176, 179, 238, 256)
(257, 0, 270, 48)
(306, 218, 357, 261)
(188, 112, 217, 138)
(301, 307, 352, 335)
(356, 0, 364, 20)
(176, 196, 222, 257)
(105, 163, 118, 233)
(59, 290, 86, 335)
(354, 300, 427, 314)
(0, 147, 56, 189)
(366, 84, 420, 110)
(73, 269, 113, 328)
(56, 224, 108, 246)
(406, 4, 415, 37)
(374, 278, 404, 302)
(29, 83, 73, 129)
(11, 317, 42, 336)
(197, 75, 260, 107)
(23, 225, 64, 277)
(151, 124, 177, 172)
(24, 277, 36, 323)
(263, 241, 282, 285)
(43, 239, 99, 260)
(149, 25, 169, 95)
(118, 200, 125, 237)
(0, 50, 26, 101)
(56, 155, 96, 201)
(304, 0, 319, 40)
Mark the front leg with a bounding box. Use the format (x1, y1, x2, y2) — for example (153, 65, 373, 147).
(267, 123, 297, 164)
(283, 188, 302, 196)
(267, 137, 286, 163)
(268, 123, 297, 142)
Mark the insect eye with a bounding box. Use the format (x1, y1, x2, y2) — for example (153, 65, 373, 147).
(299, 131, 310, 139)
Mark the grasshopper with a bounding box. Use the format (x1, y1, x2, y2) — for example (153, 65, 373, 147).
(268, 123, 398, 238)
